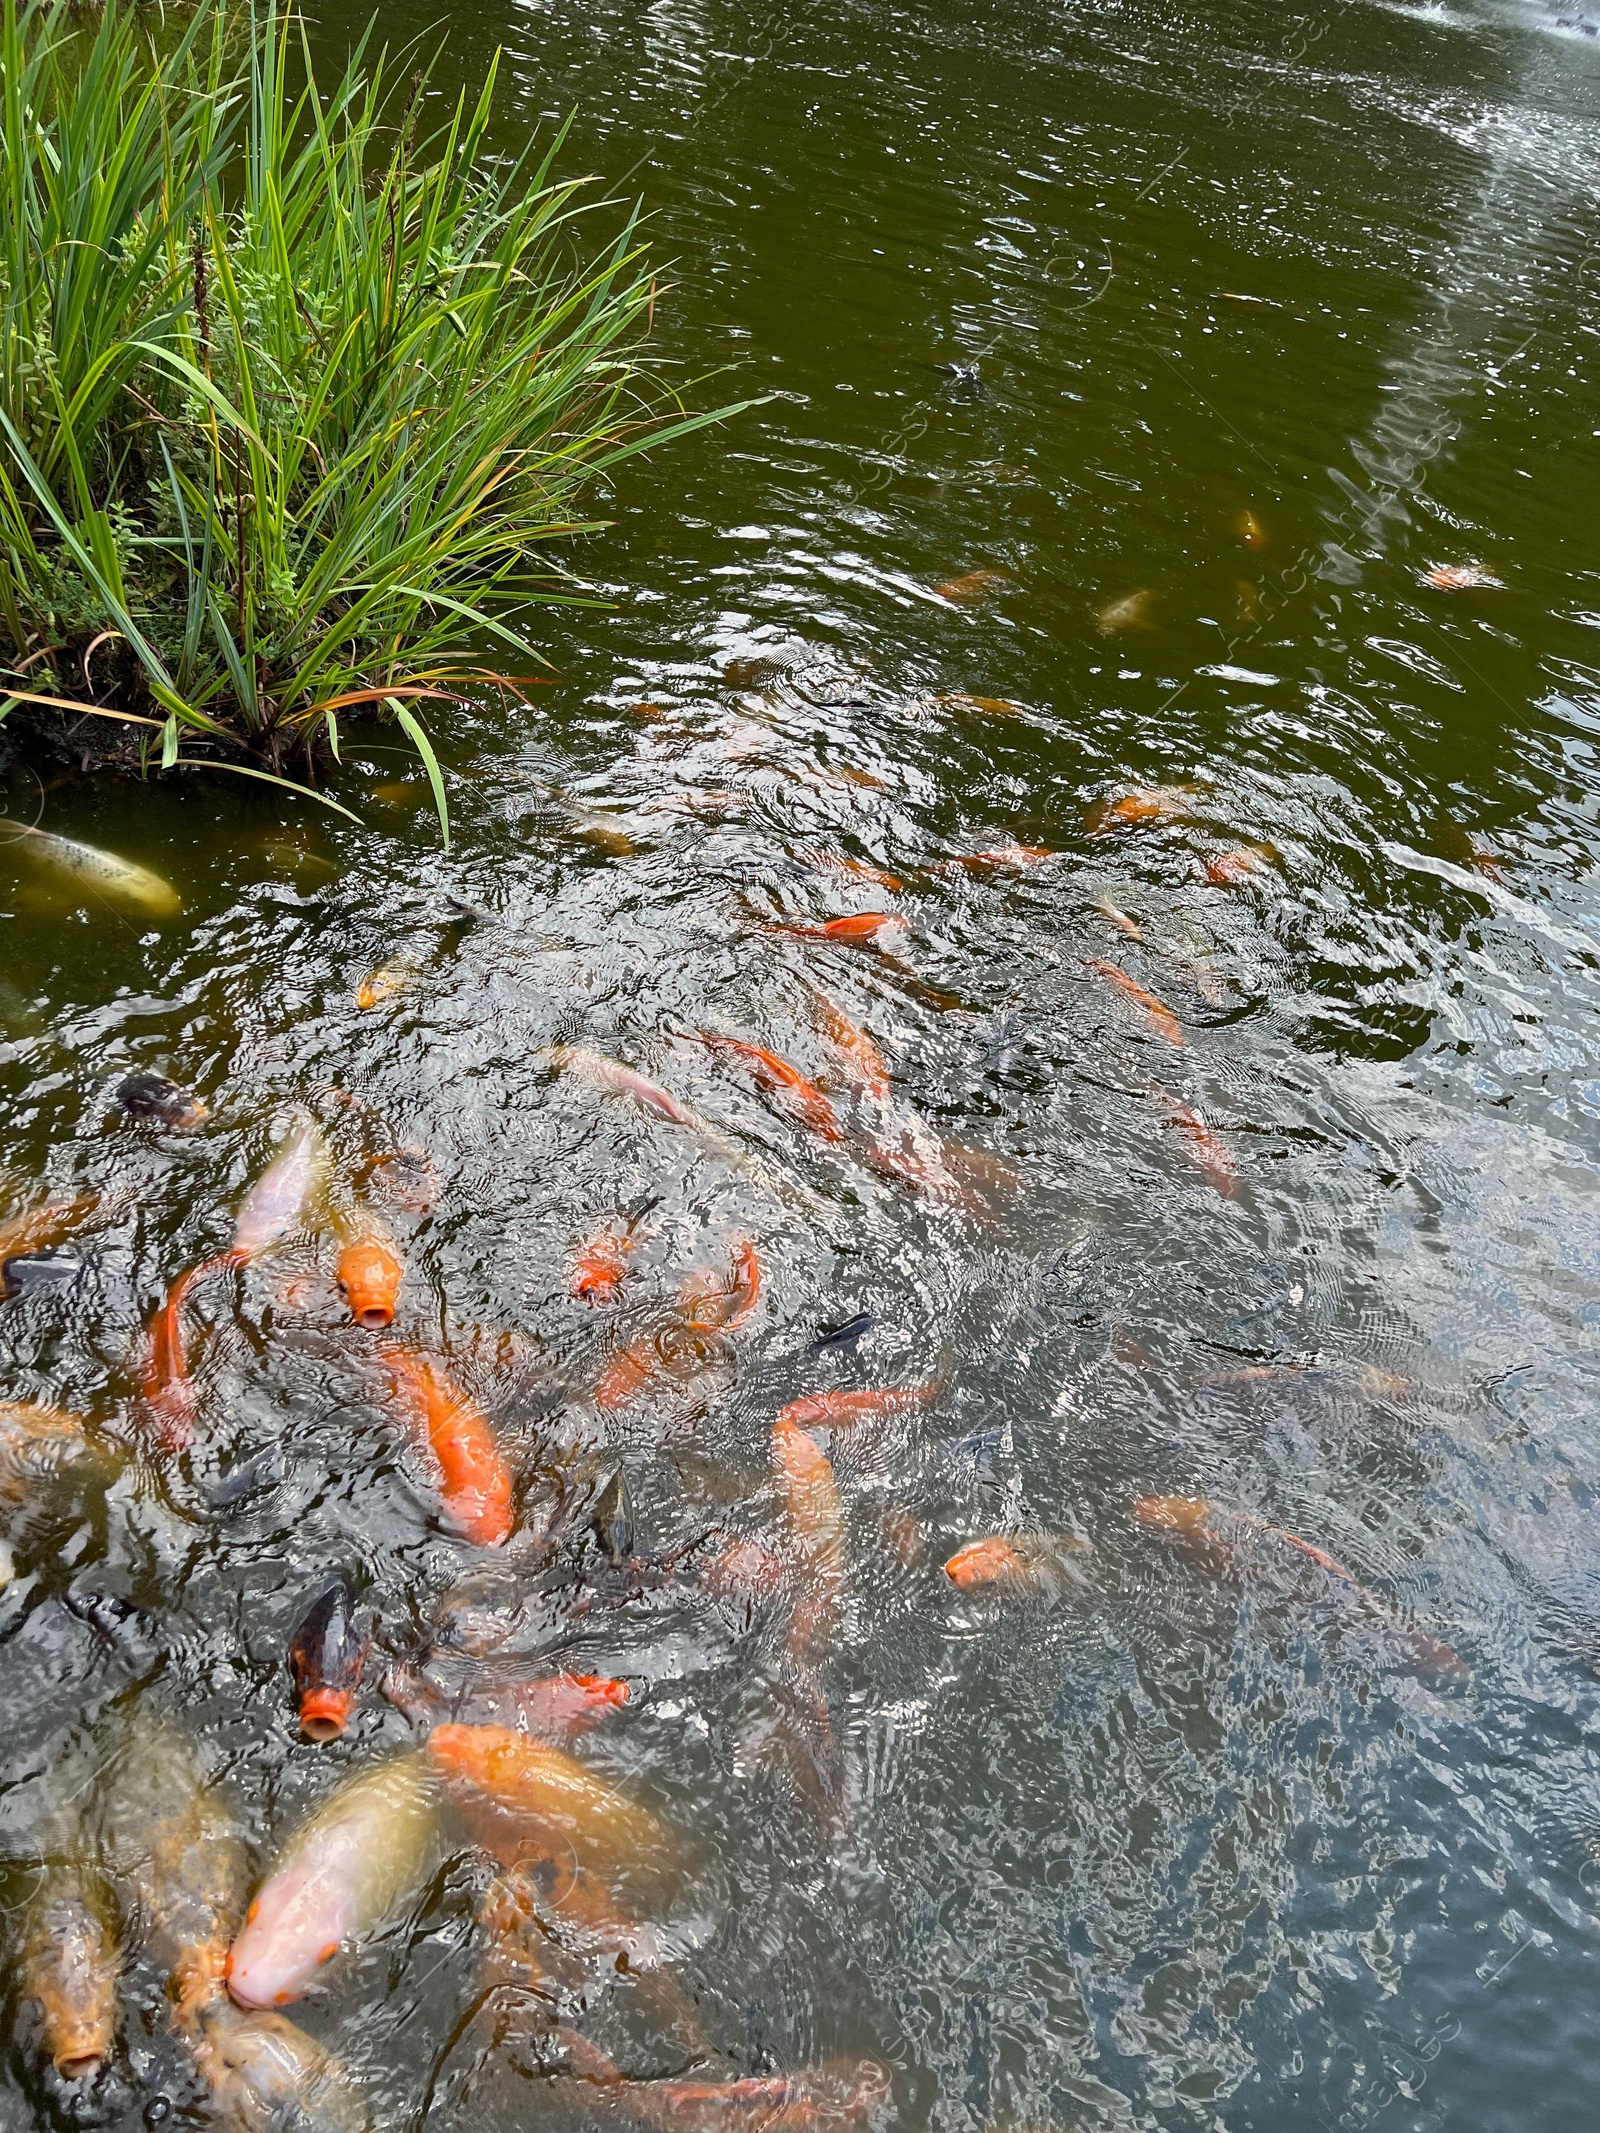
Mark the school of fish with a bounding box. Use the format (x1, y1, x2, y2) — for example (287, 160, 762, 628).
(0, 767, 1474, 2133)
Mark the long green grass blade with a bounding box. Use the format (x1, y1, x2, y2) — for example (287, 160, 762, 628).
(389, 698, 449, 851)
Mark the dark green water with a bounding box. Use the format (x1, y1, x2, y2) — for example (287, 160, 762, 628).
(3, 0, 1600, 2126)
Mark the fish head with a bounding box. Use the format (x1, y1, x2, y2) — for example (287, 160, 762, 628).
(943, 1536, 1027, 1590)
(226, 1858, 353, 2008)
(298, 1687, 354, 1742)
(116, 1072, 208, 1130)
(337, 1239, 401, 1328)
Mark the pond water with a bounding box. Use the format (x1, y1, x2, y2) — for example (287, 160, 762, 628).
(2, 0, 1600, 2127)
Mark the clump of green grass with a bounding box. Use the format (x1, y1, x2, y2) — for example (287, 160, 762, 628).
(0, 0, 725, 837)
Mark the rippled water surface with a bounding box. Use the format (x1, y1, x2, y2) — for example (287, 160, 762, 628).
(4, 0, 1600, 2125)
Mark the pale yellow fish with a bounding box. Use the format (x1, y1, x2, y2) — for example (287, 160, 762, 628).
(1096, 589, 1156, 635)
(4, 823, 180, 917)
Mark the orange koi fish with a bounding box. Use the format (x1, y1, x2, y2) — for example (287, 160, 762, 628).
(383, 1348, 514, 1546)
(558, 2036, 893, 2133)
(936, 568, 1008, 603)
(944, 1532, 1093, 1600)
(1134, 1496, 1469, 1685)
(1083, 787, 1193, 834)
(571, 1218, 644, 1305)
(1423, 562, 1501, 591)
(1154, 1093, 1237, 1196)
(801, 851, 903, 892)
(143, 1253, 240, 1446)
(771, 1414, 844, 1669)
(683, 1234, 762, 1333)
(1233, 507, 1267, 550)
(644, 2061, 892, 2133)
(775, 1383, 939, 1432)
(1204, 844, 1276, 887)
(939, 692, 1025, 718)
(696, 1034, 842, 1142)
(333, 1206, 402, 1329)
(809, 990, 891, 1100)
(774, 911, 909, 948)
(1088, 959, 1184, 1047)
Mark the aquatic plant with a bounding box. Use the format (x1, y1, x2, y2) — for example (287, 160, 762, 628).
(0, 0, 725, 836)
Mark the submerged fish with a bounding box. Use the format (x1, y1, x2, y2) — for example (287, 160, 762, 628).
(775, 1384, 939, 1432)
(1083, 787, 1194, 834)
(382, 1348, 515, 1546)
(427, 1723, 670, 1878)
(809, 990, 892, 1100)
(0, 1191, 98, 1278)
(1087, 959, 1185, 1047)
(227, 1750, 438, 2008)
(3, 821, 182, 917)
(1154, 1093, 1237, 1197)
(799, 851, 904, 892)
(555, 2030, 892, 2133)
(387, 1662, 629, 1741)
(796, 1311, 876, 1358)
(595, 1235, 762, 1413)
(1204, 844, 1276, 887)
(233, 1119, 325, 1256)
(114, 1072, 208, 1130)
(550, 1050, 765, 1190)
(145, 1119, 325, 1437)
(1093, 892, 1143, 940)
(1134, 1495, 1469, 1685)
(1423, 562, 1502, 591)
(1233, 507, 1268, 550)
(99, 1712, 249, 2019)
(333, 1206, 402, 1329)
(189, 1998, 371, 2133)
(594, 1464, 635, 1567)
(288, 1580, 369, 1742)
(938, 692, 1026, 718)
(943, 1532, 1093, 1601)
(20, 1861, 119, 2082)
(697, 1532, 794, 1608)
(1096, 589, 1156, 635)
(936, 569, 1009, 603)
(363, 1146, 439, 1215)
(572, 1215, 647, 1305)
(696, 1033, 842, 1141)
(0, 1399, 102, 1502)
(946, 842, 1055, 871)
(355, 955, 422, 1011)
(771, 1414, 844, 1672)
